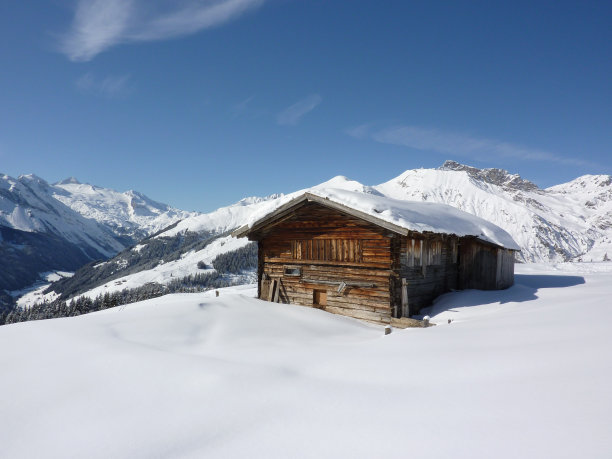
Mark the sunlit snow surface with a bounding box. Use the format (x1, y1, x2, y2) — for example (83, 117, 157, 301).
(1, 264, 611, 458)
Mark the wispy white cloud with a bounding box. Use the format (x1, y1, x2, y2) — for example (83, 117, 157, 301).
(76, 72, 131, 97)
(230, 95, 259, 117)
(347, 123, 594, 167)
(277, 94, 322, 126)
(344, 123, 375, 140)
(59, 0, 264, 62)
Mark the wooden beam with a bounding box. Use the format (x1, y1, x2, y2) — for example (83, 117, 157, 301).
(300, 278, 377, 288)
(401, 278, 409, 317)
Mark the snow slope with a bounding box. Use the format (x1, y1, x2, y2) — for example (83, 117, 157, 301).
(1, 263, 610, 458)
(1, 173, 197, 295)
(72, 234, 253, 302)
(0, 173, 195, 255)
(547, 174, 612, 261)
(376, 162, 611, 262)
(0, 174, 124, 256)
(54, 178, 196, 240)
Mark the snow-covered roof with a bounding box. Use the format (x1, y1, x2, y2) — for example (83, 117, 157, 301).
(233, 188, 521, 250)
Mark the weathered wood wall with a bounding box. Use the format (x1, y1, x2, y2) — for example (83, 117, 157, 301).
(251, 201, 515, 324)
(459, 240, 514, 290)
(496, 248, 515, 289)
(256, 203, 394, 325)
(397, 234, 459, 316)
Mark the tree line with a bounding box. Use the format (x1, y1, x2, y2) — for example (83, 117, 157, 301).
(1, 243, 258, 326)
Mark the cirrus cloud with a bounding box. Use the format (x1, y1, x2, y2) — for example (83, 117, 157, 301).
(347, 123, 595, 168)
(277, 94, 322, 126)
(76, 72, 131, 97)
(59, 0, 265, 62)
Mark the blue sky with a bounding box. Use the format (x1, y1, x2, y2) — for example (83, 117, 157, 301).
(1, 1, 610, 212)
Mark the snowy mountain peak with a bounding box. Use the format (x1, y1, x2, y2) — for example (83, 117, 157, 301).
(1, 173, 199, 293)
(52, 181, 198, 239)
(313, 175, 381, 195)
(18, 173, 48, 183)
(375, 163, 612, 262)
(439, 160, 540, 192)
(548, 174, 612, 194)
(56, 177, 82, 185)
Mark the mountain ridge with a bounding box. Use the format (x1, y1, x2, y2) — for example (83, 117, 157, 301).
(5, 161, 612, 309)
(0, 173, 197, 298)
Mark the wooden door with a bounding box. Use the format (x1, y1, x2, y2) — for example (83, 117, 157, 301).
(313, 289, 327, 309)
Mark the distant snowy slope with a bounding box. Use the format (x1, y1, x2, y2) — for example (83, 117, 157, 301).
(157, 174, 368, 238)
(1, 173, 196, 296)
(547, 175, 612, 261)
(376, 161, 611, 262)
(54, 178, 197, 241)
(0, 174, 123, 256)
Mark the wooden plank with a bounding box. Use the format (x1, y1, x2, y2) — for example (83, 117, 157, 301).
(324, 306, 391, 324)
(401, 278, 409, 317)
(300, 278, 377, 288)
(268, 279, 276, 302)
(273, 279, 280, 302)
(263, 257, 391, 269)
(261, 279, 271, 301)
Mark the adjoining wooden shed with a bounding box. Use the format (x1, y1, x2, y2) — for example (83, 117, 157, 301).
(233, 190, 519, 326)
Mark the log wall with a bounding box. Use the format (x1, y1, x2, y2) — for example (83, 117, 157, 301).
(459, 241, 515, 290)
(397, 234, 459, 315)
(251, 201, 515, 324)
(257, 203, 394, 325)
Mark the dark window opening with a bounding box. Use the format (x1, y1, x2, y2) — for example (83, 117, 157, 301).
(284, 267, 301, 277)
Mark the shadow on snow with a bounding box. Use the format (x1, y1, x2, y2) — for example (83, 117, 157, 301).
(422, 273, 585, 317)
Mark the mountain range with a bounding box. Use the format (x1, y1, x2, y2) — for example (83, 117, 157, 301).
(2, 162, 612, 309)
(0, 173, 195, 301)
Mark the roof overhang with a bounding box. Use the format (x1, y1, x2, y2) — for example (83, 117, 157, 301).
(232, 191, 518, 252)
(231, 192, 410, 240)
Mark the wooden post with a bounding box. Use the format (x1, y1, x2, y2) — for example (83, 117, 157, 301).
(401, 278, 409, 317)
(268, 279, 276, 302)
(260, 278, 266, 300)
(261, 279, 271, 301)
(495, 248, 503, 289)
(273, 279, 280, 303)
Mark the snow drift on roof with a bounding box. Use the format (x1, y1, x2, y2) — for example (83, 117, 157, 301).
(245, 188, 520, 250)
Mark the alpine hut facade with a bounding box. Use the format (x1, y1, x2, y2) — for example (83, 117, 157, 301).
(233, 189, 519, 326)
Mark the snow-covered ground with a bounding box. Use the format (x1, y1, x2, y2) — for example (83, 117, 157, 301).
(13, 271, 73, 308)
(1, 263, 611, 458)
(72, 235, 252, 301)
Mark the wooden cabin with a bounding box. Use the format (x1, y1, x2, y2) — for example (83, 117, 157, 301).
(233, 191, 519, 326)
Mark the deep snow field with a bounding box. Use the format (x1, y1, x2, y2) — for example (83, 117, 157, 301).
(1, 263, 611, 458)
